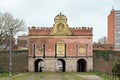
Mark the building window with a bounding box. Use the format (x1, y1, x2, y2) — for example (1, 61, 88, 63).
(115, 43, 120, 45)
(55, 44, 57, 58)
(43, 44, 45, 58)
(115, 13, 120, 16)
(115, 24, 120, 30)
(115, 17, 120, 22)
(33, 43, 36, 58)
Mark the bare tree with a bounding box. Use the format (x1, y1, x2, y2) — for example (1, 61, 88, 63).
(98, 36, 107, 44)
(0, 12, 25, 51)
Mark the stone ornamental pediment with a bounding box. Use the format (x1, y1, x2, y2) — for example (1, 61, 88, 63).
(50, 13, 72, 36)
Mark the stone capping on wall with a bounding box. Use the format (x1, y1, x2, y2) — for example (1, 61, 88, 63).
(70, 27, 92, 30)
(28, 26, 92, 36)
(28, 26, 53, 30)
(28, 56, 93, 58)
(70, 27, 92, 32)
(28, 26, 92, 31)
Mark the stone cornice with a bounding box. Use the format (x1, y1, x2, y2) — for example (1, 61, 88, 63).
(28, 35, 92, 39)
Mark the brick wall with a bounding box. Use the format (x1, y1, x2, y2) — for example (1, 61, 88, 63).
(93, 51, 120, 73)
(0, 51, 28, 72)
(94, 57, 111, 73)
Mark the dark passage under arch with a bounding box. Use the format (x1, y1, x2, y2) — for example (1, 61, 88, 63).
(34, 59, 44, 72)
(77, 59, 87, 72)
(57, 59, 66, 72)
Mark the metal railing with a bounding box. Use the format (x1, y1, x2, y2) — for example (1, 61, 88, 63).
(109, 73, 120, 80)
(96, 71, 120, 80)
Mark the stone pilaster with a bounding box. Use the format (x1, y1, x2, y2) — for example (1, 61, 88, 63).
(66, 58, 76, 72)
(28, 58, 34, 72)
(44, 58, 56, 72)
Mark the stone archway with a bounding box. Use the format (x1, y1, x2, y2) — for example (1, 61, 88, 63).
(34, 59, 44, 72)
(77, 59, 87, 72)
(56, 59, 66, 72)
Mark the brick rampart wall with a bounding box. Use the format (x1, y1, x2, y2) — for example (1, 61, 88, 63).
(0, 51, 28, 72)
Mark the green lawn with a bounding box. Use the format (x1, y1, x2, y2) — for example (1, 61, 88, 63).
(0, 72, 84, 80)
(0, 72, 116, 80)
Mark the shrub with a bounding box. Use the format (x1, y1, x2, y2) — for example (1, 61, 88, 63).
(112, 64, 120, 77)
(0, 67, 4, 73)
(94, 50, 113, 61)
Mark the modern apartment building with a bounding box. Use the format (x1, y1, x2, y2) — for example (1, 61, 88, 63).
(108, 9, 120, 50)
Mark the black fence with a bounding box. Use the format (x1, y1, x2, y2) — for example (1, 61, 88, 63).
(109, 73, 120, 80)
(96, 71, 120, 80)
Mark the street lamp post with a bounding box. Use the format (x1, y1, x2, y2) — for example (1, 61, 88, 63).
(9, 28, 12, 78)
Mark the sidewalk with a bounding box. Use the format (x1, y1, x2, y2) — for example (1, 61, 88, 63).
(78, 75, 103, 80)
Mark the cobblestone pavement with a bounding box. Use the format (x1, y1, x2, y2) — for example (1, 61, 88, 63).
(78, 75, 103, 80)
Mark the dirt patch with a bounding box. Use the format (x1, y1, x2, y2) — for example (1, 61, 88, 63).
(78, 75, 103, 80)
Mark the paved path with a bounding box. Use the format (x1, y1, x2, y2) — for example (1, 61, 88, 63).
(78, 75, 103, 80)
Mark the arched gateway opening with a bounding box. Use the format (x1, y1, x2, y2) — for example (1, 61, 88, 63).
(56, 59, 65, 72)
(77, 59, 87, 72)
(34, 59, 44, 72)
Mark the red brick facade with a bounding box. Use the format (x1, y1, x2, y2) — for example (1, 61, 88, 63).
(28, 13, 93, 72)
(29, 37, 92, 57)
(108, 10, 115, 44)
(17, 34, 28, 50)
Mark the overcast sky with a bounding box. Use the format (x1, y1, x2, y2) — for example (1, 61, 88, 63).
(0, 0, 120, 42)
